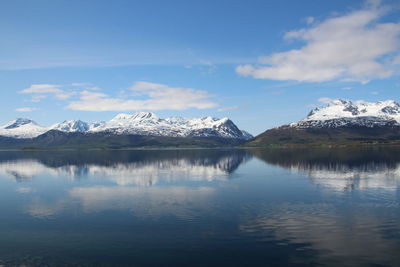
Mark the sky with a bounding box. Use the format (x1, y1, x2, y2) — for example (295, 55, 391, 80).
(0, 0, 399, 135)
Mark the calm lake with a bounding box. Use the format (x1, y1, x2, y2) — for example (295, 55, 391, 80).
(0, 147, 399, 266)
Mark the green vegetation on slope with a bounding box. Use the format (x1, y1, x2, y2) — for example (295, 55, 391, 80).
(0, 130, 246, 150)
(244, 125, 400, 148)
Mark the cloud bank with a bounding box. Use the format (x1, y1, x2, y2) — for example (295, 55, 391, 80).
(15, 107, 37, 112)
(20, 84, 74, 101)
(217, 106, 242, 112)
(67, 81, 217, 111)
(237, 2, 400, 83)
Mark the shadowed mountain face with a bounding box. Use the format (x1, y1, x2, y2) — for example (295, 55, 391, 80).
(250, 147, 400, 191)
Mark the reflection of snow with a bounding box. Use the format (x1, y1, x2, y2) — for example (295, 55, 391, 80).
(85, 161, 228, 186)
(289, 163, 400, 190)
(0, 160, 58, 181)
(0, 154, 247, 186)
(0, 152, 247, 218)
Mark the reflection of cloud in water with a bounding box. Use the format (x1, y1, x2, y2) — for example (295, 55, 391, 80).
(0, 150, 248, 219)
(0, 151, 250, 186)
(26, 197, 69, 218)
(240, 203, 400, 266)
(70, 186, 215, 218)
(251, 148, 400, 191)
(291, 163, 400, 191)
(16, 187, 34, 194)
(27, 186, 215, 219)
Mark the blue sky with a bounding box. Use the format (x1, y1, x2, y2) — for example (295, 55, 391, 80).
(1, 0, 399, 135)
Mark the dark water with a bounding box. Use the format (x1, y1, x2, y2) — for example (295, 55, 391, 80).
(0, 147, 400, 266)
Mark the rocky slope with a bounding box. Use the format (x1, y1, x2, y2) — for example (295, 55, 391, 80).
(246, 100, 400, 147)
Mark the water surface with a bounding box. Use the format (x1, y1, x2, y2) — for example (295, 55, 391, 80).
(0, 148, 399, 266)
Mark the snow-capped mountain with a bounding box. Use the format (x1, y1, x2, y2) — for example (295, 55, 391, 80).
(0, 118, 48, 139)
(246, 99, 400, 147)
(0, 112, 252, 140)
(291, 99, 400, 128)
(85, 112, 251, 139)
(50, 120, 91, 132)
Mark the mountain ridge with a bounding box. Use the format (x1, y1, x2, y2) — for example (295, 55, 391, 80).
(291, 99, 400, 128)
(245, 99, 400, 147)
(0, 112, 252, 141)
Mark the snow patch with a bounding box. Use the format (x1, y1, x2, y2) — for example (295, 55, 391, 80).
(0, 112, 252, 140)
(292, 99, 400, 128)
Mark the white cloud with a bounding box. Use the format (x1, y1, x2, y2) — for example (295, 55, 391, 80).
(20, 84, 74, 101)
(67, 81, 217, 111)
(305, 16, 315, 25)
(271, 90, 286, 95)
(341, 87, 353, 90)
(236, 2, 400, 83)
(71, 83, 100, 91)
(30, 95, 47, 102)
(54, 91, 75, 100)
(20, 84, 63, 94)
(307, 104, 318, 108)
(318, 97, 335, 104)
(70, 82, 89, 87)
(393, 55, 400, 65)
(16, 107, 37, 112)
(199, 59, 217, 74)
(217, 105, 241, 112)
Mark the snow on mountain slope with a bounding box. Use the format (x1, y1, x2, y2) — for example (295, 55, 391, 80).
(0, 112, 252, 140)
(50, 120, 90, 132)
(291, 100, 400, 128)
(0, 118, 48, 139)
(89, 112, 251, 139)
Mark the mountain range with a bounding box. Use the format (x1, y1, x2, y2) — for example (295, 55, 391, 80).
(0, 112, 252, 149)
(1, 100, 400, 149)
(245, 99, 400, 147)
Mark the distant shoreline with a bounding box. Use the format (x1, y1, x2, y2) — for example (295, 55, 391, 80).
(1, 141, 400, 151)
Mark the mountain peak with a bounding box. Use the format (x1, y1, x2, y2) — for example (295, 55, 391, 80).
(247, 99, 400, 147)
(131, 112, 158, 120)
(304, 99, 400, 121)
(377, 100, 400, 107)
(3, 118, 37, 129)
(328, 99, 351, 106)
(112, 112, 158, 121)
(51, 120, 90, 132)
(290, 99, 400, 129)
(0, 118, 47, 139)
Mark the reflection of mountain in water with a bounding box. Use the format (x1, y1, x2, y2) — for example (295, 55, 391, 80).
(0, 150, 251, 185)
(251, 147, 400, 190)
